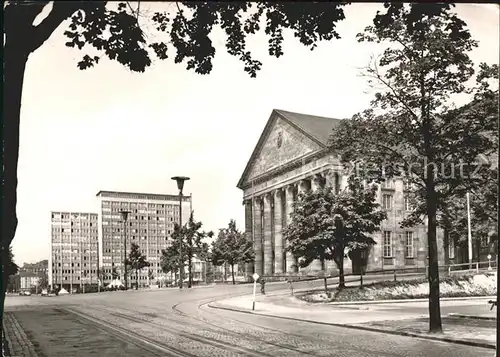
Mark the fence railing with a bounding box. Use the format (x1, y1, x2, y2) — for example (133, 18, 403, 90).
(250, 261, 497, 287)
(444, 260, 497, 275)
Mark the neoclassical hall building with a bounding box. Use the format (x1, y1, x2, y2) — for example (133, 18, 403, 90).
(237, 109, 445, 277)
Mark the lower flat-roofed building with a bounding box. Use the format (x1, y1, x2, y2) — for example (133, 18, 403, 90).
(237, 109, 444, 277)
(50, 211, 99, 292)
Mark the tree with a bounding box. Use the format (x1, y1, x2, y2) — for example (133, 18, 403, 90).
(440, 169, 498, 265)
(328, 4, 498, 332)
(147, 268, 155, 284)
(38, 275, 49, 290)
(160, 232, 182, 281)
(283, 177, 387, 293)
(211, 220, 254, 285)
(182, 213, 213, 288)
(160, 215, 212, 288)
(7, 274, 20, 293)
(111, 265, 119, 280)
(125, 242, 150, 290)
(1, 246, 19, 294)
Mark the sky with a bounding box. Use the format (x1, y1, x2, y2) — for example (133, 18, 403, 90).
(12, 3, 499, 265)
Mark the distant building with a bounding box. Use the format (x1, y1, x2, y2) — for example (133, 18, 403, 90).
(20, 259, 48, 275)
(18, 260, 48, 292)
(96, 190, 192, 288)
(49, 212, 99, 292)
(238, 109, 444, 277)
(19, 272, 41, 291)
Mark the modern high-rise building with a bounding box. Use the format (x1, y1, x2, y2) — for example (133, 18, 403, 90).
(95, 190, 192, 288)
(49, 212, 99, 292)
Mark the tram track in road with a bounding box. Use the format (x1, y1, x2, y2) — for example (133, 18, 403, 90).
(57, 307, 195, 357)
(171, 297, 415, 357)
(76, 304, 282, 357)
(88, 298, 336, 356)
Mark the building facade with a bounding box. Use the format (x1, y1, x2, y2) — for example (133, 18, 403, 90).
(96, 191, 192, 287)
(49, 212, 99, 292)
(19, 273, 41, 292)
(237, 109, 444, 277)
(20, 259, 48, 276)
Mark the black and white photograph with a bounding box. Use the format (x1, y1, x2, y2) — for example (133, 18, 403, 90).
(1, 2, 498, 356)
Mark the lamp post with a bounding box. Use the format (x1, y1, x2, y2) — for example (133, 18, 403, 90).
(120, 210, 131, 290)
(171, 176, 190, 289)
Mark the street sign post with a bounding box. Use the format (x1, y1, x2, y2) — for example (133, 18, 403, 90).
(252, 273, 259, 311)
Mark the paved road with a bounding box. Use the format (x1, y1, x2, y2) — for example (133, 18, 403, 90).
(4, 282, 495, 357)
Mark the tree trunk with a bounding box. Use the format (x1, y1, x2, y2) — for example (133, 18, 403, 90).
(426, 187, 443, 333)
(443, 226, 450, 268)
(2, 38, 30, 330)
(135, 270, 138, 290)
(322, 258, 328, 294)
(338, 252, 345, 289)
(188, 256, 192, 288)
(231, 264, 235, 285)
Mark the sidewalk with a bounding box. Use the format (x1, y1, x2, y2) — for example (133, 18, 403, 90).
(209, 291, 497, 350)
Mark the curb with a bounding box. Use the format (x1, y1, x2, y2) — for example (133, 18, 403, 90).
(448, 313, 497, 321)
(208, 303, 496, 350)
(324, 295, 497, 305)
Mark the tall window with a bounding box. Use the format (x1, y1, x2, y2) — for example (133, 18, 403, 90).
(404, 180, 412, 191)
(448, 240, 455, 259)
(383, 231, 392, 257)
(383, 179, 393, 189)
(405, 232, 414, 258)
(383, 194, 392, 210)
(404, 196, 412, 211)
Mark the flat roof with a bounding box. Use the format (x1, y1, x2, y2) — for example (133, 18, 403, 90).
(96, 190, 192, 201)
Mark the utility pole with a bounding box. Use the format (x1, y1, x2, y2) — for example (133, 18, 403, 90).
(466, 192, 473, 270)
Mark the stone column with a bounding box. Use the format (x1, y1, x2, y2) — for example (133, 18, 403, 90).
(285, 185, 296, 273)
(244, 200, 254, 275)
(263, 193, 273, 275)
(309, 175, 324, 273)
(253, 197, 263, 276)
(298, 179, 308, 194)
(274, 189, 284, 274)
(310, 174, 322, 192)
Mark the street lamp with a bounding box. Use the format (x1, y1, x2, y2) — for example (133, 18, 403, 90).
(171, 176, 190, 290)
(120, 210, 131, 290)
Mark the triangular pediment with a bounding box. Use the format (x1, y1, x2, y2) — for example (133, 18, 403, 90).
(239, 111, 324, 187)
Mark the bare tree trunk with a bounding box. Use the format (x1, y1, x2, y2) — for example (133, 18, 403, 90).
(443, 227, 450, 268)
(231, 264, 235, 285)
(135, 270, 138, 290)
